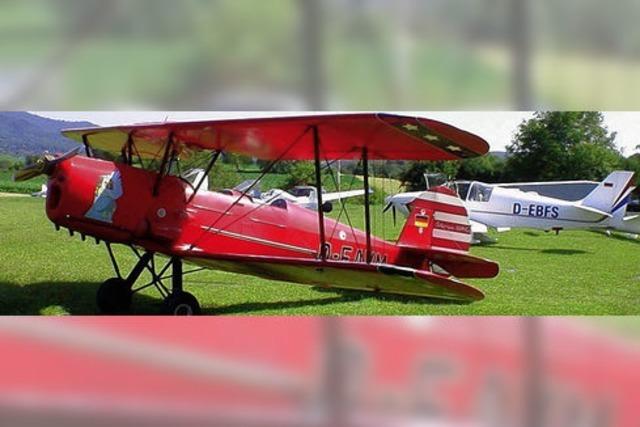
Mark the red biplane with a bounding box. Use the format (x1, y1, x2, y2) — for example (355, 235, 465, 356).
(15, 113, 499, 314)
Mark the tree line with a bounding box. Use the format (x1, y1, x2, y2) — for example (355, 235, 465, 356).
(393, 112, 640, 191)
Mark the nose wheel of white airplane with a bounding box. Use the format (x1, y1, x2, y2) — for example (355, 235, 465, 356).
(97, 244, 202, 315)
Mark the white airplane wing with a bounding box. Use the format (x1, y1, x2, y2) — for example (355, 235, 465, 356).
(321, 189, 367, 202)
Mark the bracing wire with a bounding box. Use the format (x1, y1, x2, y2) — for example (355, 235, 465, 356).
(187, 126, 313, 251)
(324, 156, 363, 249)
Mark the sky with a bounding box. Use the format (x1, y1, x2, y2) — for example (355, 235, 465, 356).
(33, 111, 640, 155)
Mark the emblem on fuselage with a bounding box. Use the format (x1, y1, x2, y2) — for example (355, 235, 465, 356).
(85, 170, 123, 223)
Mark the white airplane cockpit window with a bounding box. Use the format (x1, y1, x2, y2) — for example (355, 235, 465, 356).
(290, 186, 321, 198)
(468, 182, 494, 202)
(456, 182, 471, 200)
(290, 187, 312, 197)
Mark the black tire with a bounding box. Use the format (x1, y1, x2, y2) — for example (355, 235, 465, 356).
(96, 277, 132, 314)
(162, 291, 201, 315)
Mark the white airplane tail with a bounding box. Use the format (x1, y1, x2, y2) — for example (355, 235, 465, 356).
(580, 171, 635, 214)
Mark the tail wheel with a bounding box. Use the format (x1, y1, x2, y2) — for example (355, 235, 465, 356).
(162, 292, 201, 315)
(96, 277, 132, 314)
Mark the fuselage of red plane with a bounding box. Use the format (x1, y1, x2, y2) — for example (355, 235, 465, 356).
(46, 156, 405, 266)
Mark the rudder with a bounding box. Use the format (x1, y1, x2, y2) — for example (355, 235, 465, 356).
(396, 186, 499, 278)
(580, 171, 635, 213)
(397, 186, 472, 253)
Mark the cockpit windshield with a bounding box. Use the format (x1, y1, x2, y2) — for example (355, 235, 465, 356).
(467, 182, 494, 202)
(180, 168, 208, 191)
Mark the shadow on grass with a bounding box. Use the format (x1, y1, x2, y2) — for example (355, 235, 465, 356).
(0, 279, 475, 315)
(312, 287, 476, 306)
(481, 245, 540, 253)
(0, 281, 162, 315)
(482, 245, 589, 255)
(204, 286, 473, 314)
(540, 248, 589, 255)
(474, 239, 499, 247)
(206, 292, 368, 315)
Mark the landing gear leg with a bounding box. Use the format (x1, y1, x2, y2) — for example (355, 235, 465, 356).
(162, 257, 201, 315)
(97, 250, 153, 314)
(98, 246, 201, 315)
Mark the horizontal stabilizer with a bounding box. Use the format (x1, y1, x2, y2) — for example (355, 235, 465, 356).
(624, 214, 640, 222)
(425, 248, 499, 279)
(574, 204, 612, 219)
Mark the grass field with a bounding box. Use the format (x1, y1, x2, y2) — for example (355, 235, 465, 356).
(1, 196, 640, 315)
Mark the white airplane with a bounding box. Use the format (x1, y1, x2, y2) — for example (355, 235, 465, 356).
(232, 180, 367, 212)
(177, 171, 367, 212)
(259, 185, 367, 211)
(385, 171, 639, 242)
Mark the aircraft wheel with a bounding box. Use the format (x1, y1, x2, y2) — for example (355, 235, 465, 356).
(162, 292, 201, 315)
(96, 277, 132, 314)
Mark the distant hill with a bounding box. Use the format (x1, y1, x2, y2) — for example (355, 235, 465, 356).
(0, 112, 94, 157)
(489, 151, 509, 159)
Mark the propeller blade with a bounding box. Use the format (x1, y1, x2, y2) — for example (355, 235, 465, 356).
(14, 158, 48, 182)
(14, 164, 45, 182)
(382, 202, 398, 226)
(13, 147, 81, 182)
(51, 146, 82, 165)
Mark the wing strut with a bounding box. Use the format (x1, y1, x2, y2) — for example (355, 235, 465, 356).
(81, 134, 92, 157)
(313, 125, 327, 261)
(362, 147, 372, 263)
(153, 132, 174, 197)
(125, 132, 134, 165)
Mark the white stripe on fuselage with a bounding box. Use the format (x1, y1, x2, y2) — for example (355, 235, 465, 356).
(201, 226, 317, 255)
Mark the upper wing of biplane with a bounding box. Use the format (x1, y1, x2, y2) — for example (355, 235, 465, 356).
(62, 113, 490, 161)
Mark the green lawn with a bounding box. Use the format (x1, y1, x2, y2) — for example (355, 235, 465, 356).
(1, 196, 640, 315)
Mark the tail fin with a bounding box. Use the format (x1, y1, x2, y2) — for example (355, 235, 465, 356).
(580, 171, 635, 213)
(397, 186, 472, 253)
(396, 186, 499, 278)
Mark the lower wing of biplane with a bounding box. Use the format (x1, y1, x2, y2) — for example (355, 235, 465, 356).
(177, 252, 487, 302)
(17, 113, 497, 314)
